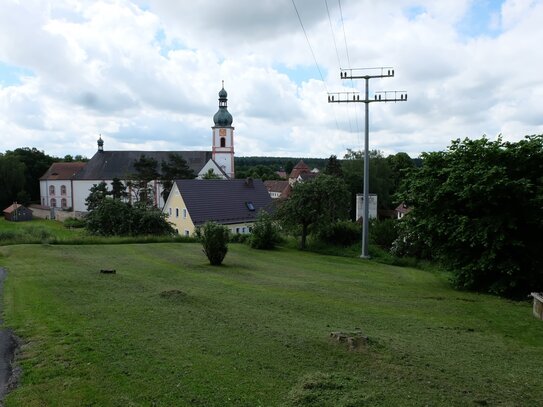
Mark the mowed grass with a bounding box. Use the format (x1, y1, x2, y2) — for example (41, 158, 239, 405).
(1, 243, 542, 406)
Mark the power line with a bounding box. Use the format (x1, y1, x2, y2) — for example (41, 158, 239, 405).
(291, 0, 327, 88)
(325, 0, 342, 69)
(291, 0, 343, 139)
(338, 0, 361, 145)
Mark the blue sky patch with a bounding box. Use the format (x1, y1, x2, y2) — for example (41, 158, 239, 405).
(405, 5, 427, 20)
(456, 0, 505, 38)
(274, 64, 328, 86)
(0, 61, 33, 86)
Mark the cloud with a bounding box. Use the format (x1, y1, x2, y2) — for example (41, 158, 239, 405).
(0, 0, 542, 160)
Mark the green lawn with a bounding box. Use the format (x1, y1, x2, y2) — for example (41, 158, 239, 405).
(1, 243, 542, 406)
(0, 218, 85, 243)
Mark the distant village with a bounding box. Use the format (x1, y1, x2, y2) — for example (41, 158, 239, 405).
(3, 85, 408, 234)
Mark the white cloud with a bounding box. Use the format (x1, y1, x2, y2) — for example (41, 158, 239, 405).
(0, 0, 542, 160)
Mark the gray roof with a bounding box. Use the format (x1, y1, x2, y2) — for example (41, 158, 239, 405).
(74, 150, 211, 180)
(175, 179, 273, 226)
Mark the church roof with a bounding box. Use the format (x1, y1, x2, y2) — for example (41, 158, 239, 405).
(74, 150, 212, 180)
(40, 162, 87, 180)
(174, 179, 273, 226)
(289, 160, 311, 179)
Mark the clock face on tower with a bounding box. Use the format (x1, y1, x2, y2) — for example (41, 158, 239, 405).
(219, 128, 226, 137)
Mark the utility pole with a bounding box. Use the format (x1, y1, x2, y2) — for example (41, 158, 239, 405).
(328, 67, 407, 259)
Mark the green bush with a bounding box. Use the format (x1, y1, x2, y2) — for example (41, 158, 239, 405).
(195, 222, 229, 266)
(369, 218, 398, 250)
(317, 220, 360, 246)
(64, 217, 86, 229)
(250, 211, 280, 250)
(230, 233, 249, 244)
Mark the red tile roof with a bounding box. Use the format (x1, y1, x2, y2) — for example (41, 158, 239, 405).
(40, 162, 86, 180)
(3, 203, 22, 214)
(289, 160, 311, 179)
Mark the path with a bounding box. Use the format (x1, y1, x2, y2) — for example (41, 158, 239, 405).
(0, 268, 18, 404)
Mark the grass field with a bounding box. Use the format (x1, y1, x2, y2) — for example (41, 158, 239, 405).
(1, 243, 542, 406)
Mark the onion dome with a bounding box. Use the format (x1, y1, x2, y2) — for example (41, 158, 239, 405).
(213, 84, 233, 126)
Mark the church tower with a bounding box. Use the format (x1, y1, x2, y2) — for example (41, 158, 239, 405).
(212, 82, 235, 178)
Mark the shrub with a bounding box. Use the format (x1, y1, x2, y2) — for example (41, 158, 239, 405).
(64, 217, 86, 229)
(250, 211, 280, 250)
(195, 222, 229, 266)
(230, 233, 249, 244)
(317, 220, 360, 246)
(369, 218, 398, 250)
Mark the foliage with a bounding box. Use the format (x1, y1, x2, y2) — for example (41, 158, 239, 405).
(229, 232, 249, 243)
(249, 210, 281, 249)
(317, 220, 360, 246)
(398, 136, 543, 298)
(63, 217, 86, 229)
(235, 164, 281, 181)
(386, 152, 415, 205)
(128, 154, 159, 207)
(201, 168, 222, 179)
(160, 154, 195, 200)
(4, 147, 56, 204)
(323, 154, 343, 177)
(195, 221, 229, 265)
(0, 154, 27, 209)
(369, 218, 398, 250)
(110, 177, 128, 200)
(342, 149, 394, 214)
(85, 181, 109, 212)
(276, 174, 350, 249)
(85, 199, 173, 236)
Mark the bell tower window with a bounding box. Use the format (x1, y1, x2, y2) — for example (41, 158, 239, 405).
(220, 137, 226, 147)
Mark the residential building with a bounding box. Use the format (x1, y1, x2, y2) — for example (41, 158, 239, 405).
(164, 178, 272, 236)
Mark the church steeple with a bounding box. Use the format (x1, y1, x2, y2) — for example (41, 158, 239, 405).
(212, 82, 235, 178)
(213, 81, 233, 127)
(97, 134, 104, 152)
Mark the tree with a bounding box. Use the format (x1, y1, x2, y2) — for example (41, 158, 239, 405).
(129, 155, 159, 207)
(195, 222, 229, 265)
(342, 149, 394, 215)
(85, 182, 109, 212)
(398, 136, 543, 298)
(386, 152, 415, 202)
(276, 174, 350, 249)
(160, 154, 195, 201)
(324, 155, 343, 177)
(250, 210, 280, 250)
(4, 147, 56, 203)
(201, 168, 222, 180)
(110, 178, 127, 200)
(284, 160, 295, 176)
(0, 154, 27, 209)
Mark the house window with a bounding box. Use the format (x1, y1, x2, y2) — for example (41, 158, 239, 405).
(175, 228, 179, 234)
(61, 198, 67, 208)
(220, 137, 226, 147)
(175, 208, 179, 218)
(168, 207, 172, 216)
(184, 230, 190, 236)
(182, 208, 187, 219)
(236, 227, 240, 234)
(60, 185, 67, 195)
(49, 185, 55, 195)
(50, 198, 57, 207)
(242, 227, 247, 234)
(246, 201, 255, 211)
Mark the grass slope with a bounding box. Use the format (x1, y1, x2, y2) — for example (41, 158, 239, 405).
(1, 243, 542, 406)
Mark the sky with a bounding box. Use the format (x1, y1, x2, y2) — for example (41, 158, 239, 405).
(1, 0, 542, 159)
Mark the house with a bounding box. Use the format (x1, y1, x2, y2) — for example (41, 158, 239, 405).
(39, 162, 86, 210)
(395, 202, 411, 219)
(263, 180, 291, 199)
(39, 85, 236, 212)
(3, 203, 33, 222)
(163, 179, 273, 236)
(288, 160, 318, 186)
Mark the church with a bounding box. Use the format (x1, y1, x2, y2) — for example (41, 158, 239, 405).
(39, 85, 236, 214)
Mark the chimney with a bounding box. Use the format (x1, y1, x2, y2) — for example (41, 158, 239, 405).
(245, 177, 254, 188)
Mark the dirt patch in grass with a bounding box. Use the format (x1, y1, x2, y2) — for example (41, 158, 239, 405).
(159, 289, 187, 301)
